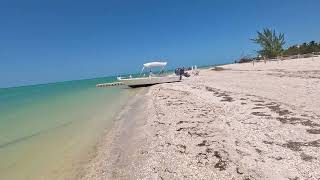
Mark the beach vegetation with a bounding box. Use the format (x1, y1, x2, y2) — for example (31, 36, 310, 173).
(283, 41, 320, 56)
(251, 28, 285, 58)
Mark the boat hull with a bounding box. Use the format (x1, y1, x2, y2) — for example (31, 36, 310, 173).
(119, 76, 181, 88)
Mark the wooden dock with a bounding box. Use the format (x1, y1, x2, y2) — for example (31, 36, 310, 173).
(96, 82, 124, 87)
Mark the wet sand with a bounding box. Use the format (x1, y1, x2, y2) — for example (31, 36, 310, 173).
(83, 57, 320, 179)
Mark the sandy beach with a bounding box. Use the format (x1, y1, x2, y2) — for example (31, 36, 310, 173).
(82, 57, 320, 180)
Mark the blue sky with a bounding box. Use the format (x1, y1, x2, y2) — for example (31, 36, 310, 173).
(1, 0, 319, 88)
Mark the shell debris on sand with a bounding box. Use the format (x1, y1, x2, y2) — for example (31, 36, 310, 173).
(82, 57, 320, 180)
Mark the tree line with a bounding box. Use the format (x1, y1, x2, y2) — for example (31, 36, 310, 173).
(251, 28, 319, 59)
(283, 41, 320, 56)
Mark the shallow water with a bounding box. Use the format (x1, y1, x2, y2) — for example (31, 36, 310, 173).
(0, 77, 134, 179)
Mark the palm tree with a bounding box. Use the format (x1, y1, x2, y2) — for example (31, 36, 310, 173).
(251, 28, 285, 58)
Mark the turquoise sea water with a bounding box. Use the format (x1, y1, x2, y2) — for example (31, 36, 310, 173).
(0, 77, 134, 180)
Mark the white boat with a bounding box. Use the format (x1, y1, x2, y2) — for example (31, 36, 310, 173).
(118, 61, 181, 88)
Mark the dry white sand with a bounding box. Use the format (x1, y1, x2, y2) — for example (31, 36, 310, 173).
(82, 57, 320, 180)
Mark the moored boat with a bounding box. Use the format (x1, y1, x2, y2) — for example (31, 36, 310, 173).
(118, 61, 181, 88)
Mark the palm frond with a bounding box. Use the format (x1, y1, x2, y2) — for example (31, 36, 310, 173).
(251, 28, 285, 58)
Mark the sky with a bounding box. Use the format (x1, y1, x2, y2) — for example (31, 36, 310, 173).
(0, 0, 320, 88)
